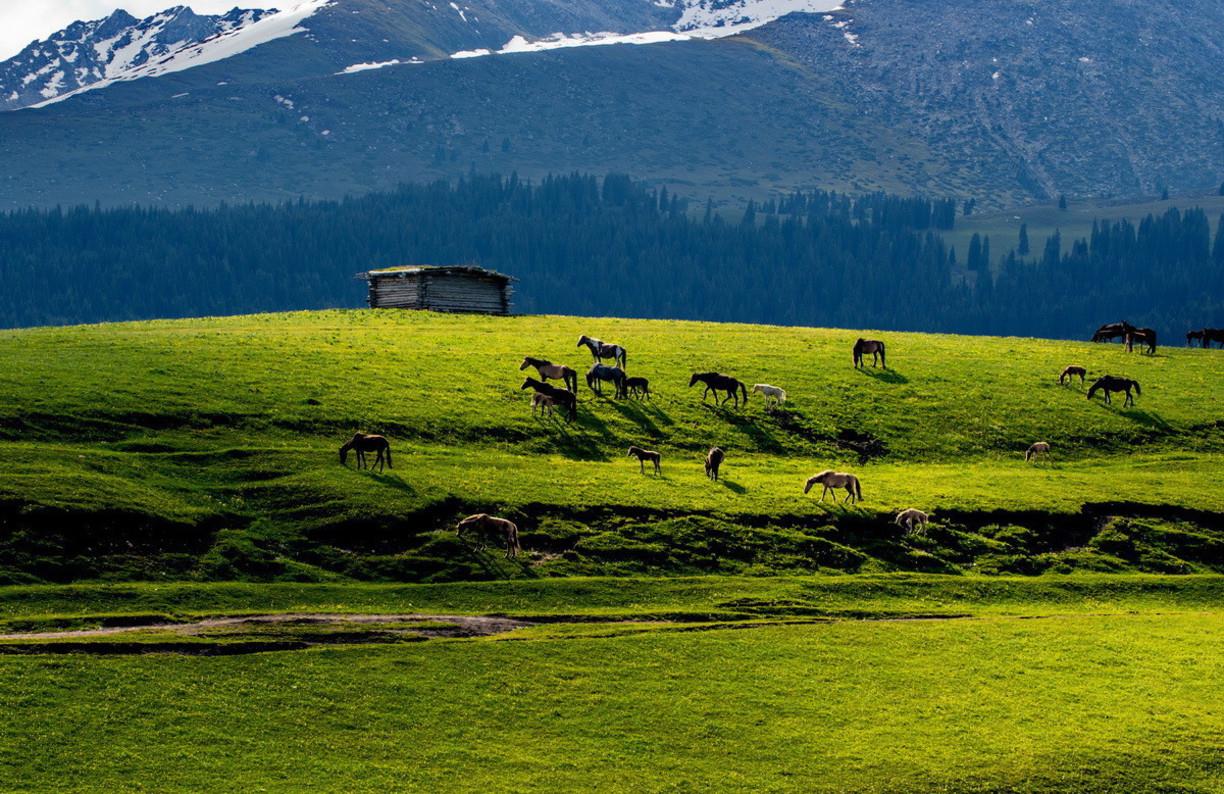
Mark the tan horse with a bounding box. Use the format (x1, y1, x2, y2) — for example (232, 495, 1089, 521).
(339, 432, 392, 472)
(456, 513, 521, 558)
(520, 357, 579, 393)
(627, 445, 661, 474)
(804, 470, 862, 504)
(705, 447, 725, 481)
(895, 508, 928, 534)
(1025, 442, 1050, 462)
(1059, 365, 1086, 385)
(530, 392, 557, 417)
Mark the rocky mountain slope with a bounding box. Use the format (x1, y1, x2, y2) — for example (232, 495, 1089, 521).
(0, 0, 1220, 208)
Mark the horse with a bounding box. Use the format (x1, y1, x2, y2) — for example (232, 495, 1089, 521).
(689, 372, 748, 407)
(456, 513, 521, 559)
(1187, 328, 1223, 348)
(1059, 365, 1087, 385)
(627, 445, 661, 474)
(520, 357, 579, 393)
(804, 470, 863, 504)
(587, 364, 628, 398)
(1025, 441, 1051, 462)
(520, 377, 577, 422)
(894, 508, 928, 534)
(752, 384, 786, 407)
(625, 376, 652, 399)
(705, 447, 725, 481)
(1091, 321, 1135, 343)
(339, 432, 392, 472)
(530, 392, 557, 417)
(1125, 328, 1157, 355)
(853, 338, 886, 369)
(1087, 375, 1140, 407)
(577, 335, 627, 369)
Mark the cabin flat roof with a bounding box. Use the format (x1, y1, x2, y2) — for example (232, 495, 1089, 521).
(358, 265, 513, 281)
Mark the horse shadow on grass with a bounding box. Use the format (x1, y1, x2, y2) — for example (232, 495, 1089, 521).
(718, 478, 747, 494)
(370, 471, 418, 496)
(1116, 407, 1173, 431)
(605, 398, 669, 438)
(699, 403, 788, 454)
(857, 367, 909, 384)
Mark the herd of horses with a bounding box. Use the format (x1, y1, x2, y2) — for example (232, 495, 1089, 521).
(335, 321, 1218, 558)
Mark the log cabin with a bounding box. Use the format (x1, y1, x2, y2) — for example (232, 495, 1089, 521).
(357, 265, 513, 315)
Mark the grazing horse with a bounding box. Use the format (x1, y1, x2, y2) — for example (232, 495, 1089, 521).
(456, 513, 521, 559)
(895, 508, 929, 534)
(1091, 321, 1135, 343)
(521, 377, 577, 422)
(689, 372, 748, 407)
(627, 445, 661, 474)
(1059, 365, 1087, 385)
(520, 357, 579, 393)
(1125, 327, 1157, 354)
(1025, 441, 1051, 462)
(705, 447, 725, 481)
(577, 335, 627, 369)
(853, 338, 887, 369)
(625, 376, 652, 399)
(1187, 328, 1224, 348)
(530, 393, 557, 417)
(1087, 375, 1141, 407)
(804, 470, 863, 504)
(587, 364, 628, 398)
(339, 433, 393, 472)
(752, 384, 786, 407)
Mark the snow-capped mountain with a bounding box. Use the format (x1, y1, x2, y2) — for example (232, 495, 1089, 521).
(0, 4, 279, 111)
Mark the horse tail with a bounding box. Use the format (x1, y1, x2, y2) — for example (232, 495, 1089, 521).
(740, 381, 748, 402)
(879, 342, 886, 368)
(1133, 381, 1141, 395)
(508, 523, 521, 558)
(853, 477, 863, 501)
(383, 442, 393, 469)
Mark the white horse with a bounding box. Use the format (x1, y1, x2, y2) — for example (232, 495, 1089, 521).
(895, 508, 929, 534)
(1025, 441, 1050, 462)
(804, 470, 862, 504)
(752, 384, 786, 407)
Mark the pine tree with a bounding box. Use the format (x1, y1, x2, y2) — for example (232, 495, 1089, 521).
(967, 234, 983, 271)
(1058, 194, 1068, 210)
(1018, 223, 1030, 256)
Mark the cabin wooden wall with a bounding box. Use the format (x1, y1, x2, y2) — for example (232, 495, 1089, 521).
(367, 272, 510, 315)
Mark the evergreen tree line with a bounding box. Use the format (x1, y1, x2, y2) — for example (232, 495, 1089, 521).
(0, 173, 1220, 339)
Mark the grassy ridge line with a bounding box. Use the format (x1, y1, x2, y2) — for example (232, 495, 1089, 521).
(2, 575, 1221, 621)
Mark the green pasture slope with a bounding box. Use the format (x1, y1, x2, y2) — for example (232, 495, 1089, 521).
(1, 309, 1222, 582)
(2, 311, 1223, 791)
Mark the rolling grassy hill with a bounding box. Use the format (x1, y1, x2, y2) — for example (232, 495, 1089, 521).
(1, 310, 1221, 583)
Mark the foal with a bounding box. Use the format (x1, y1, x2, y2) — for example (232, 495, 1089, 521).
(456, 513, 521, 559)
(705, 447, 725, 481)
(339, 433, 393, 472)
(752, 384, 786, 407)
(894, 508, 929, 534)
(531, 392, 557, 417)
(625, 376, 652, 399)
(1059, 365, 1086, 385)
(627, 445, 661, 475)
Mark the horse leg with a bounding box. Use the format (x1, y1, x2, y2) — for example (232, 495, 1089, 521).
(820, 485, 829, 503)
(639, 458, 645, 474)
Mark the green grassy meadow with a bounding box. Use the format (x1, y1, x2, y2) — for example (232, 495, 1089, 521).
(2, 310, 1222, 791)
(1, 309, 1222, 581)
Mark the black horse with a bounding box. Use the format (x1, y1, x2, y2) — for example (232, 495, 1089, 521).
(625, 376, 652, 399)
(521, 377, 577, 422)
(1125, 328, 1157, 355)
(587, 364, 628, 398)
(1091, 321, 1135, 343)
(853, 338, 886, 369)
(1187, 328, 1224, 348)
(689, 372, 748, 407)
(1087, 375, 1141, 407)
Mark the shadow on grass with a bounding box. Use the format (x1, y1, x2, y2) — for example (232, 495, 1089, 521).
(370, 472, 417, 495)
(857, 367, 909, 384)
(606, 399, 668, 438)
(1118, 408, 1173, 430)
(718, 478, 747, 494)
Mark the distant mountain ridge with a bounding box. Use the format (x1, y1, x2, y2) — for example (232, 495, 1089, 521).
(0, 5, 276, 111)
(0, 0, 1221, 209)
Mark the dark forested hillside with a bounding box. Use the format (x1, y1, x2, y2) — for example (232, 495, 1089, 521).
(0, 174, 1220, 337)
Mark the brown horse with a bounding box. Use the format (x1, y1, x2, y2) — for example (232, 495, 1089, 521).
(627, 445, 661, 474)
(1087, 375, 1140, 407)
(339, 433, 393, 472)
(705, 447, 725, 481)
(625, 376, 652, 399)
(456, 513, 521, 558)
(804, 470, 863, 504)
(1125, 328, 1157, 354)
(530, 392, 557, 417)
(853, 338, 886, 369)
(1059, 365, 1087, 385)
(520, 357, 579, 393)
(1091, 321, 1135, 343)
(1187, 328, 1224, 348)
(1025, 441, 1051, 462)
